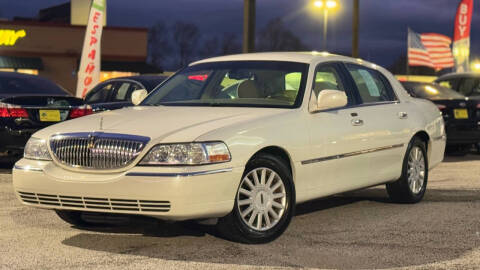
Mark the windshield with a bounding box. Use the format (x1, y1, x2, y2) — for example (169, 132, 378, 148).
(0, 74, 68, 96)
(142, 61, 309, 108)
(402, 82, 465, 100)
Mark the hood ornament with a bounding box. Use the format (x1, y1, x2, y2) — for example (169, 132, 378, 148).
(99, 116, 104, 130)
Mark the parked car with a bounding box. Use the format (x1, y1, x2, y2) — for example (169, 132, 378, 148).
(84, 75, 168, 112)
(0, 72, 91, 162)
(13, 52, 445, 243)
(401, 81, 480, 155)
(435, 73, 480, 99)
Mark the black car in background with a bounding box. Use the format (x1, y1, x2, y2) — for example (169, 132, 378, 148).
(0, 72, 90, 161)
(435, 73, 480, 99)
(84, 75, 167, 112)
(402, 81, 480, 154)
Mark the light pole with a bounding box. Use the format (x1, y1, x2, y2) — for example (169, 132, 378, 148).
(312, 0, 339, 51)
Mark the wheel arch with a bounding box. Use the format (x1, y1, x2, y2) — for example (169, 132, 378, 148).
(247, 145, 295, 184)
(413, 130, 431, 161)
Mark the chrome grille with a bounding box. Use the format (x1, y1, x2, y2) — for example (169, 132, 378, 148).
(50, 132, 150, 170)
(17, 191, 171, 212)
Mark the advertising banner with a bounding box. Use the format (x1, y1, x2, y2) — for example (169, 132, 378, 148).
(452, 0, 474, 72)
(76, 0, 106, 98)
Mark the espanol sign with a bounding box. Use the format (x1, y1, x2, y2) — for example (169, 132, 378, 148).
(0, 29, 26, 46)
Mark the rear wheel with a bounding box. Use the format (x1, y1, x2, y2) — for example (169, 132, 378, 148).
(387, 137, 428, 203)
(217, 153, 294, 244)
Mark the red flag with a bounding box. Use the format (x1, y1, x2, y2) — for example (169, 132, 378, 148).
(453, 0, 474, 72)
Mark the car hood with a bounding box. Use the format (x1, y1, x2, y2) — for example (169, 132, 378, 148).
(34, 105, 288, 143)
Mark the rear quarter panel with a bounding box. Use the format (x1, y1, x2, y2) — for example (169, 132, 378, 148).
(407, 98, 446, 169)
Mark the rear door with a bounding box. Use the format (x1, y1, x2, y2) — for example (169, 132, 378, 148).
(343, 63, 411, 184)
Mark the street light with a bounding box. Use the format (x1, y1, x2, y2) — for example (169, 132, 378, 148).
(312, 0, 339, 51)
(471, 60, 480, 72)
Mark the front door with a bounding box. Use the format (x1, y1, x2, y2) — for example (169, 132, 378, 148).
(306, 63, 373, 198)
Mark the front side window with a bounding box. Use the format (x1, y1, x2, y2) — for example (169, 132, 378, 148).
(142, 61, 309, 108)
(85, 83, 114, 104)
(346, 64, 396, 104)
(313, 65, 345, 95)
(113, 82, 133, 102)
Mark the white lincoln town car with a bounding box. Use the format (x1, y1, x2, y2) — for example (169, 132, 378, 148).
(13, 52, 445, 243)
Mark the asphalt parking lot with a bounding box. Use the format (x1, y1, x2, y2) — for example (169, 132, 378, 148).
(1, 156, 479, 270)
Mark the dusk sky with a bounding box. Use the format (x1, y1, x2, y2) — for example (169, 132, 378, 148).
(1, 0, 479, 68)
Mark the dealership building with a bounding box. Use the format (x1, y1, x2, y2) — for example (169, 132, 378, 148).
(0, 0, 159, 95)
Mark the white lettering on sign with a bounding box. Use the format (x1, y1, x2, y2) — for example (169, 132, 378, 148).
(458, 3, 468, 37)
(0, 29, 26, 46)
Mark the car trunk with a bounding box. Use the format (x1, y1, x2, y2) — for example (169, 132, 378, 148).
(0, 95, 87, 128)
(434, 99, 480, 129)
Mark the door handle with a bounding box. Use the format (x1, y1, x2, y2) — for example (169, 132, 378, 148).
(351, 119, 364, 126)
(398, 112, 408, 119)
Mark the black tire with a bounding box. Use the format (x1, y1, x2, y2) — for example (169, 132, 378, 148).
(386, 137, 428, 203)
(217, 153, 295, 244)
(55, 210, 93, 227)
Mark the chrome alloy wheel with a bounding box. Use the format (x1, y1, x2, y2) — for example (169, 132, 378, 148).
(407, 146, 425, 194)
(237, 167, 287, 231)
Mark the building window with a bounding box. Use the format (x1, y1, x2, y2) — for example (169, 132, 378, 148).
(100, 71, 138, 82)
(0, 68, 39, 75)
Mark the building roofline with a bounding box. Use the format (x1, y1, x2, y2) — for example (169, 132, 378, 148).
(0, 20, 147, 32)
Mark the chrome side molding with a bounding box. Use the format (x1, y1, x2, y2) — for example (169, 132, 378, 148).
(125, 168, 233, 177)
(301, 144, 405, 165)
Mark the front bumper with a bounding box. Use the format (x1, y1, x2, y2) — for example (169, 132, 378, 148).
(12, 158, 243, 221)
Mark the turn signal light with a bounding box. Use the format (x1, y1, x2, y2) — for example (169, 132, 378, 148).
(0, 103, 29, 118)
(69, 105, 93, 119)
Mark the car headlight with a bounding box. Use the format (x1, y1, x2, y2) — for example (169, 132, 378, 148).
(24, 137, 52, 161)
(139, 142, 231, 165)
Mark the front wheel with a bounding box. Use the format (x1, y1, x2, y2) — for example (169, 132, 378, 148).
(217, 153, 295, 244)
(386, 138, 428, 203)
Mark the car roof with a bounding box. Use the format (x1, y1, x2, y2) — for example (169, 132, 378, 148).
(191, 51, 376, 66)
(0, 71, 46, 80)
(103, 75, 168, 90)
(436, 72, 480, 80)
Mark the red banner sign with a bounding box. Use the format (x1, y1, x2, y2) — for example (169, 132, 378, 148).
(76, 0, 105, 98)
(453, 0, 474, 72)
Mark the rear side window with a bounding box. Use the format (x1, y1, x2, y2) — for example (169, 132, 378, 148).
(346, 64, 396, 104)
(458, 78, 480, 96)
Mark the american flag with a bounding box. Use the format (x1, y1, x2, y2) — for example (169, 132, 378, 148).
(408, 29, 454, 70)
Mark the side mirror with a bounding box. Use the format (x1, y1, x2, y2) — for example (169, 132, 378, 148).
(131, 89, 148, 106)
(313, 89, 348, 112)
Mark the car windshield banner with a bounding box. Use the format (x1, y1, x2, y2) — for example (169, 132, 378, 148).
(76, 0, 106, 98)
(452, 0, 474, 72)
